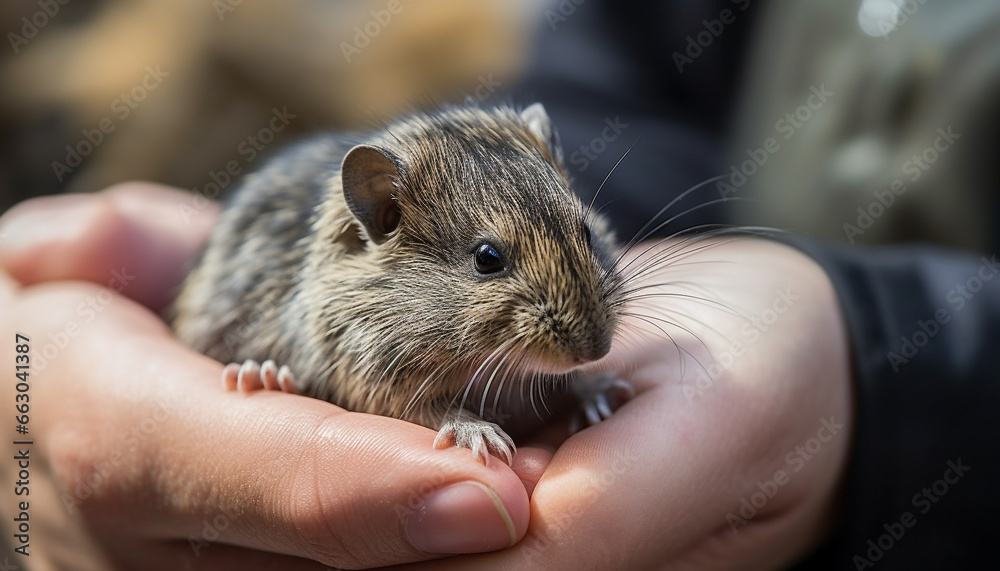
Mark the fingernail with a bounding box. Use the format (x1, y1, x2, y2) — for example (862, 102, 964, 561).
(404, 481, 517, 554)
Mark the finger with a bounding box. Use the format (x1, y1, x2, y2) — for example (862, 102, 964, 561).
(0, 182, 219, 311)
(19, 284, 531, 569)
(130, 540, 336, 571)
(508, 446, 553, 498)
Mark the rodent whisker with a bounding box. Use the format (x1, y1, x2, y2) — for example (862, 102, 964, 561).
(613, 290, 743, 319)
(610, 226, 747, 288)
(528, 371, 543, 421)
(609, 174, 729, 268)
(457, 336, 521, 416)
(624, 234, 758, 280)
(380, 343, 416, 383)
(604, 233, 745, 323)
(629, 196, 757, 249)
(636, 278, 722, 301)
(616, 311, 711, 380)
(618, 308, 713, 358)
(625, 222, 785, 282)
(585, 141, 637, 222)
(401, 357, 455, 420)
(489, 351, 530, 423)
(478, 344, 518, 419)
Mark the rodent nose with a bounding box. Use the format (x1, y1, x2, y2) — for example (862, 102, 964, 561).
(574, 332, 613, 363)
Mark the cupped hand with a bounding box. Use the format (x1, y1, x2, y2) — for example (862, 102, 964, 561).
(0, 184, 545, 570)
(392, 237, 854, 570)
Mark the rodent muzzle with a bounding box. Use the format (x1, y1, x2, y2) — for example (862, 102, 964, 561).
(571, 329, 614, 363)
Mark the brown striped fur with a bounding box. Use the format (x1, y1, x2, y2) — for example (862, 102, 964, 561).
(171, 103, 622, 434)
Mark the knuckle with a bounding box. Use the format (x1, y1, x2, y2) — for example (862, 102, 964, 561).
(284, 416, 406, 568)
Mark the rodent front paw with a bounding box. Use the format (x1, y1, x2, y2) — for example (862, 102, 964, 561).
(570, 374, 635, 434)
(221, 359, 297, 394)
(433, 413, 515, 466)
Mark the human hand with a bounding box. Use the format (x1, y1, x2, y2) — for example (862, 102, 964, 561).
(0, 184, 546, 570)
(392, 237, 853, 570)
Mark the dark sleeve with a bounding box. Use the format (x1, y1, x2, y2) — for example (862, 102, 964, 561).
(510, 0, 759, 239)
(788, 240, 999, 570)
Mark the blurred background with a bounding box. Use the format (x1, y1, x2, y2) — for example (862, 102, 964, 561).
(1, 0, 997, 254)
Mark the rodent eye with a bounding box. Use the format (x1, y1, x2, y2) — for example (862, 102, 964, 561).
(474, 243, 505, 274)
(583, 224, 593, 245)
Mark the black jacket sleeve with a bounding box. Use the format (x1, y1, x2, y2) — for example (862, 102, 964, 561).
(788, 240, 999, 570)
(511, 1, 999, 568)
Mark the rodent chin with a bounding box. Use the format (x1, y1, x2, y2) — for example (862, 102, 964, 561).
(523, 353, 592, 375)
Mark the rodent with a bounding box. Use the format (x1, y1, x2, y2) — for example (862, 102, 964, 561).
(170, 103, 632, 463)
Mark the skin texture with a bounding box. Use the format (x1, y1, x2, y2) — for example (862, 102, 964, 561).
(0, 184, 852, 570)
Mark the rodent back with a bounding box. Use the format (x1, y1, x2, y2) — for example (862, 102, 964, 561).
(171, 135, 354, 365)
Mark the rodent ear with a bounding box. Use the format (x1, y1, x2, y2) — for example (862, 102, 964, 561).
(341, 145, 403, 244)
(520, 102, 564, 164)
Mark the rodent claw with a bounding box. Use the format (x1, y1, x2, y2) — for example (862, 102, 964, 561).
(611, 378, 637, 399)
(221, 363, 241, 391)
(432, 430, 452, 450)
(596, 394, 614, 419)
(225, 359, 298, 395)
(277, 365, 297, 394)
(237, 360, 262, 393)
(434, 414, 515, 466)
(260, 360, 279, 391)
(571, 375, 636, 434)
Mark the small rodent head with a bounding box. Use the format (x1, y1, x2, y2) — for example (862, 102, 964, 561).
(337, 103, 622, 377)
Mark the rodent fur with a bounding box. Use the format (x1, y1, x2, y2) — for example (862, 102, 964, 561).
(171, 103, 623, 441)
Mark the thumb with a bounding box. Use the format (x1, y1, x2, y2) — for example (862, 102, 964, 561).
(0, 182, 218, 311)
